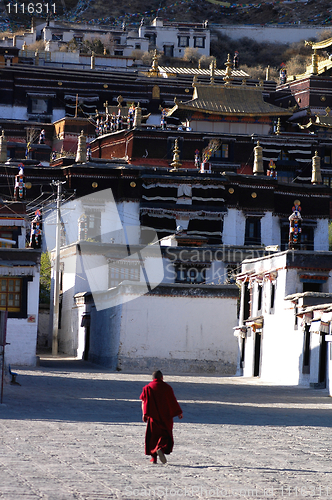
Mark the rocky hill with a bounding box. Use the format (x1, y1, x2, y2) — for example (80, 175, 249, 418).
(2, 0, 332, 29)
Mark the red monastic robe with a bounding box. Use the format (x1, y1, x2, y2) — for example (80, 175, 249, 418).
(140, 378, 182, 456)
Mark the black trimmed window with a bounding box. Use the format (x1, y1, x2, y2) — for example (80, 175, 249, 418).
(178, 36, 189, 47)
(52, 33, 63, 41)
(245, 217, 261, 246)
(175, 264, 206, 284)
(194, 37, 205, 48)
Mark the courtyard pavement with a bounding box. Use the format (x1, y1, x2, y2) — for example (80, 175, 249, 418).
(0, 357, 332, 500)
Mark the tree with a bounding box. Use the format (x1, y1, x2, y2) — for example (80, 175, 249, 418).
(183, 47, 201, 64)
(39, 252, 51, 304)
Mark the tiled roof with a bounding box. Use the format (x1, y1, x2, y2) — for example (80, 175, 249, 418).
(168, 83, 291, 117)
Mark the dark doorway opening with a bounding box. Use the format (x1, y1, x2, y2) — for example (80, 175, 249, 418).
(319, 334, 327, 387)
(81, 314, 91, 361)
(253, 330, 261, 377)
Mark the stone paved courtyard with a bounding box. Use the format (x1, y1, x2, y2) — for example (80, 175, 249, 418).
(0, 357, 332, 500)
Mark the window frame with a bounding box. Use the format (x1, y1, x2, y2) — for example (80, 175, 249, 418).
(0, 276, 31, 318)
(194, 36, 205, 48)
(178, 36, 190, 48)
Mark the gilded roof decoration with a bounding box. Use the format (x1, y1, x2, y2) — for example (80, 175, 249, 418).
(168, 84, 291, 117)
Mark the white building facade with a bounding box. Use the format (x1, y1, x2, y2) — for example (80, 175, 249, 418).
(236, 251, 332, 390)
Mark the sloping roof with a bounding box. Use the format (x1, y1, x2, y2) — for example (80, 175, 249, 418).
(158, 66, 249, 78)
(168, 83, 292, 118)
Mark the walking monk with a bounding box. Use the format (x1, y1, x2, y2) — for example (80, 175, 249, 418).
(140, 370, 183, 464)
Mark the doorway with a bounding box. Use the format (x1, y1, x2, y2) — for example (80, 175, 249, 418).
(253, 330, 262, 377)
(81, 314, 91, 361)
(319, 334, 327, 387)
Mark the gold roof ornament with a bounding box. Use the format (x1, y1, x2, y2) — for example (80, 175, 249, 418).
(210, 59, 216, 85)
(223, 54, 233, 85)
(149, 49, 159, 76)
(311, 49, 318, 75)
(311, 151, 322, 185)
(170, 138, 182, 171)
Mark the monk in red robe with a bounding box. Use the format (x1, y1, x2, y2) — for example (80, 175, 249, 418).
(140, 370, 183, 464)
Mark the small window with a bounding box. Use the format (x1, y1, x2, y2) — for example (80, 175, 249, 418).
(194, 37, 205, 48)
(245, 217, 261, 246)
(0, 231, 13, 248)
(109, 265, 140, 288)
(178, 36, 189, 47)
(175, 265, 205, 284)
(302, 282, 322, 293)
(222, 144, 229, 158)
(31, 99, 48, 114)
(114, 50, 123, 56)
(52, 33, 63, 41)
(135, 44, 141, 50)
(0, 278, 22, 312)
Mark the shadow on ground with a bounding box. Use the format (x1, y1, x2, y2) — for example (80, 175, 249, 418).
(1, 358, 331, 428)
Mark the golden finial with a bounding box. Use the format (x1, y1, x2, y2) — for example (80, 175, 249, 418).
(223, 54, 233, 84)
(151, 49, 159, 73)
(170, 138, 182, 171)
(192, 74, 198, 87)
(210, 59, 215, 85)
(312, 49, 318, 75)
(325, 106, 331, 116)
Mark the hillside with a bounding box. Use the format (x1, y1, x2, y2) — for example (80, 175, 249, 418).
(2, 0, 332, 29)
